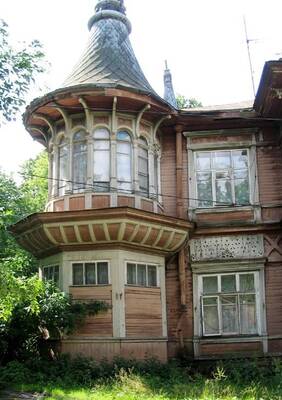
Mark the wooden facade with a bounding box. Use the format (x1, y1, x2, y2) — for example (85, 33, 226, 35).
(10, 1, 282, 361)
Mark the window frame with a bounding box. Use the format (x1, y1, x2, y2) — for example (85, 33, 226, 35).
(42, 265, 60, 286)
(116, 130, 133, 193)
(194, 149, 251, 208)
(72, 130, 88, 193)
(138, 137, 149, 197)
(58, 136, 68, 196)
(93, 128, 111, 192)
(71, 261, 111, 286)
(198, 271, 260, 337)
(125, 262, 159, 288)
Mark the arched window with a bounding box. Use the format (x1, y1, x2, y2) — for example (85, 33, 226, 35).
(117, 131, 132, 192)
(138, 137, 149, 196)
(93, 128, 110, 192)
(58, 137, 68, 196)
(73, 131, 87, 192)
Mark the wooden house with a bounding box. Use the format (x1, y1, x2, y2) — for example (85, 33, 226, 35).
(11, 0, 282, 361)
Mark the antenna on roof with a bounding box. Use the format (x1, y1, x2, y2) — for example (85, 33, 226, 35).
(243, 15, 256, 98)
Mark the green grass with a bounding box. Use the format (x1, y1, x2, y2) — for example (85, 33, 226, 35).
(2, 357, 282, 400)
(15, 368, 282, 400)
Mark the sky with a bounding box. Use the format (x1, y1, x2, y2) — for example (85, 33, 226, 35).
(1, 0, 282, 179)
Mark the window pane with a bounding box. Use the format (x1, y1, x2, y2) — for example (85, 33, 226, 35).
(139, 175, 149, 192)
(203, 276, 218, 294)
(239, 294, 257, 334)
(138, 157, 148, 174)
(73, 150, 87, 191)
(216, 178, 232, 205)
(139, 137, 148, 147)
(117, 154, 131, 181)
(94, 129, 109, 140)
(85, 263, 96, 285)
(221, 295, 238, 334)
(127, 263, 136, 285)
(233, 150, 248, 169)
(137, 264, 146, 286)
(235, 177, 249, 205)
(97, 262, 109, 284)
(148, 265, 157, 286)
(117, 131, 131, 141)
(196, 152, 211, 170)
(73, 131, 86, 142)
(73, 263, 83, 285)
(203, 297, 219, 335)
(94, 140, 110, 150)
(239, 274, 255, 292)
(197, 172, 212, 207)
(94, 151, 110, 181)
(118, 181, 132, 192)
(213, 151, 231, 169)
(221, 275, 236, 293)
(43, 267, 49, 281)
(54, 266, 59, 285)
(117, 142, 131, 155)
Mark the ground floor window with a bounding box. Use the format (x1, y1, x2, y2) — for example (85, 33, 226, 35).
(42, 265, 59, 285)
(199, 272, 259, 336)
(72, 262, 109, 286)
(126, 263, 158, 287)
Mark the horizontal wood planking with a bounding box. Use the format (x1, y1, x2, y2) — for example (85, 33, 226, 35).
(196, 210, 254, 225)
(265, 263, 282, 335)
(69, 286, 113, 337)
(268, 339, 282, 353)
(160, 132, 177, 217)
(69, 196, 85, 211)
(125, 287, 162, 337)
(61, 340, 167, 362)
(257, 146, 282, 206)
(199, 341, 262, 356)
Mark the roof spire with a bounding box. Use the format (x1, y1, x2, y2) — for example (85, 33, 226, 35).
(63, 0, 157, 96)
(163, 60, 177, 109)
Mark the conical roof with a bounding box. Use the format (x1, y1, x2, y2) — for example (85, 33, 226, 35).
(63, 0, 157, 96)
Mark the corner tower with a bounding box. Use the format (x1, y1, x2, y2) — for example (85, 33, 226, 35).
(12, 0, 192, 361)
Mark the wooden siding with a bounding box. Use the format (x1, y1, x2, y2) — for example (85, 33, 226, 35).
(161, 132, 177, 217)
(199, 342, 262, 357)
(125, 287, 162, 337)
(265, 263, 282, 336)
(257, 146, 282, 208)
(69, 286, 113, 337)
(61, 340, 167, 362)
(69, 196, 85, 211)
(196, 209, 254, 225)
(92, 195, 110, 209)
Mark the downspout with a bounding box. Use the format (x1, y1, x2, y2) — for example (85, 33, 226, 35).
(175, 124, 187, 349)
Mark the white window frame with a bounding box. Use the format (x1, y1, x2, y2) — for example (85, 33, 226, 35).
(125, 262, 159, 288)
(198, 271, 261, 337)
(195, 149, 251, 208)
(71, 260, 111, 286)
(58, 137, 68, 196)
(72, 130, 88, 193)
(117, 130, 133, 193)
(42, 265, 60, 285)
(93, 128, 111, 192)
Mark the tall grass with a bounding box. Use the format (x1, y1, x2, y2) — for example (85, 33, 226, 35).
(1, 356, 282, 400)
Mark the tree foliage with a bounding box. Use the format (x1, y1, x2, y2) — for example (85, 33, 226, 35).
(0, 19, 46, 124)
(176, 94, 203, 109)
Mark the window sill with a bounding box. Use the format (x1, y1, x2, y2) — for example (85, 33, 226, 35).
(125, 284, 160, 289)
(194, 205, 255, 214)
(198, 335, 262, 344)
(70, 284, 111, 288)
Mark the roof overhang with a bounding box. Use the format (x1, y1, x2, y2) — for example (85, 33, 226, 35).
(10, 207, 193, 258)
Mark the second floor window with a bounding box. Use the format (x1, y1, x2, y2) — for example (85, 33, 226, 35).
(42, 265, 59, 286)
(93, 128, 110, 192)
(73, 131, 87, 192)
(58, 137, 68, 196)
(138, 137, 149, 196)
(196, 149, 250, 207)
(126, 263, 158, 287)
(117, 131, 132, 193)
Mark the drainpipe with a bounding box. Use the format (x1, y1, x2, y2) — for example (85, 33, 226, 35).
(175, 124, 187, 348)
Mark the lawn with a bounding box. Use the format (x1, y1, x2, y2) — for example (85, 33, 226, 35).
(2, 357, 282, 400)
(14, 368, 282, 400)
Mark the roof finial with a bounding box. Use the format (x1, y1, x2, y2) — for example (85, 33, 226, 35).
(163, 61, 177, 109)
(89, 0, 130, 32)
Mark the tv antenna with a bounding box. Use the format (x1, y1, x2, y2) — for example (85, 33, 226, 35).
(243, 16, 256, 97)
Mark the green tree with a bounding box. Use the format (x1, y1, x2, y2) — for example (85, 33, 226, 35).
(176, 94, 203, 109)
(20, 151, 48, 213)
(0, 19, 46, 124)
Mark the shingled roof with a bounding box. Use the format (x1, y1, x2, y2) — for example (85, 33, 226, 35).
(63, 0, 157, 97)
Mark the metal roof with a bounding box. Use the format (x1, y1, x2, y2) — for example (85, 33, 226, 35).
(62, 0, 157, 97)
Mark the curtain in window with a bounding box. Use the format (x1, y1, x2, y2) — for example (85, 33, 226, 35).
(73, 131, 87, 192)
(93, 128, 110, 192)
(58, 137, 68, 196)
(138, 137, 149, 196)
(117, 131, 132, 192)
